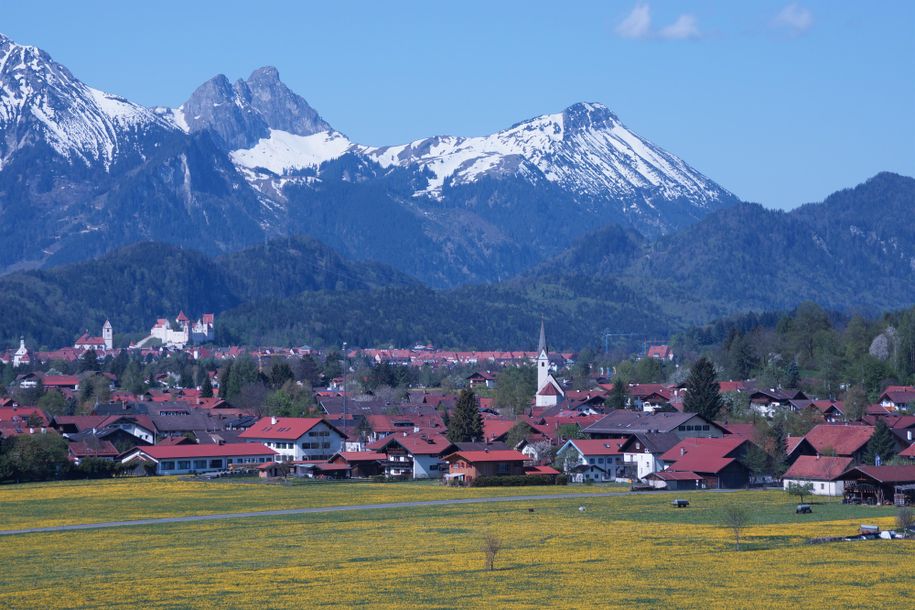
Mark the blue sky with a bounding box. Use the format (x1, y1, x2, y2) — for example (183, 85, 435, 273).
(5, 1, 913, 208)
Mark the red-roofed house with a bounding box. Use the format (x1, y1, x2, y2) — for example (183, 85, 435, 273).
(646, 345, 673, 361)
(442, 449, 527, 483)
(466, 371, 497, 389)
(782, 455, 853, 496)
(367, 431, 455, 479)
(656, 436, 753, 489)
(788, 424, 880, 463)
(121, 443, 277, 475)
(328, 451, 386, 478)
(838, 464, 915, 504)
(879, 387, 915, 412)
(555, 438, 627, 482)
(67, 438, 120, 464)
(239, 417, 346, 462)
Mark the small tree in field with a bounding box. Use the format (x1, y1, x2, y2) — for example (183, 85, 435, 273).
(482, 533, 502, 571)
(722, 505, 751, 551)
(897, 506, 914, 534)
(786, 482, 814, 504)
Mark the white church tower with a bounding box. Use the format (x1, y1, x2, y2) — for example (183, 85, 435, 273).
(102, 320, 113, 351)
(535, 318, 564, 408)
(537, 317, 549, 393)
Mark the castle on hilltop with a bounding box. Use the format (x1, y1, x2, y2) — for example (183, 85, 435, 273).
(138, 311, 214, 349)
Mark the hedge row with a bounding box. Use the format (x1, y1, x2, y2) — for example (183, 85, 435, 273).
(469, 474, 568, 487)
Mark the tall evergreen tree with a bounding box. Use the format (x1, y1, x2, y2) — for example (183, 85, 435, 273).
(784, 360, 801, 389)
(607, 376, 629, 410)
(200, 374, 214, 398)
(683, 357, 723, 421)
(863, 419, 897, 465)
(447, 389, 483, 443)
(79, 349, 99, 373)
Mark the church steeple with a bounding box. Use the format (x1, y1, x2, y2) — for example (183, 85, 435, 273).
(538, 316, 547, 356)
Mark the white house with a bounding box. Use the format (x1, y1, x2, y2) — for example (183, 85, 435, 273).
(239, 417, 346, 462)
(121, 443, 277, 475)
(618, 432, 682, 481)
(782, 455, 853, 497)
(555, 438, 627, 482)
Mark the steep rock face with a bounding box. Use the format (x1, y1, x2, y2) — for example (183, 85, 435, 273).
(0, 32, 739, 285)
(177, 66, 331, 151)
(0, 35, 271, 272)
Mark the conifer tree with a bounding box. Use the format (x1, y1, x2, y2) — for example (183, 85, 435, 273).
(607, 376, 628, 410)
(864, 419, 897, 465)
(447, 389, 483, 443)
(200, 374, 214, 398)
(784, 360, 801, 389)
(683, 357, 723, 421)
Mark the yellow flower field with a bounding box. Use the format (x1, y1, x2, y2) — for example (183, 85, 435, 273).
(0, 487, 907, 608)
(0, 477, 620, 529)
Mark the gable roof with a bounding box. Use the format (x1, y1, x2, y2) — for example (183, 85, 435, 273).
(783, 455, 854, 481)
(367, 432, 454, 456)
(584, 410, 720, 436)
(132, 443, 277, 461)
(444, 449, 527, 463)
(801, 424, 875, 456)
(618, 432, 682, 455)
(330, 451, 387, 463)
(839, 464, 915, 483)
(239, 417, 339, 441)
(567, 438, 626, 456)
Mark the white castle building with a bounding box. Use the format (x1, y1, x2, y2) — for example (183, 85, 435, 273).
(144, 311, 215, 348)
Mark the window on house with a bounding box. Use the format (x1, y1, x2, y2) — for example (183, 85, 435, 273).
(177, 460, 191, 470)
(589, 458, 595, 465)
(193, 460, 207, 469)
(161, 461, 175, 470)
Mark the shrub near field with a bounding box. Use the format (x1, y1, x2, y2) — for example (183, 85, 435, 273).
(0, 487, 908, 608)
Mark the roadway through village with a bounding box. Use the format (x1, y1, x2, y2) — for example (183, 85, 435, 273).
(0, 489, 730, 537)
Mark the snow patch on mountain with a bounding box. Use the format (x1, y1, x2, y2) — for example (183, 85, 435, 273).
(0, 34, 175, 170)
(363, 102, 728, 204)
(230, 129, 354, 174)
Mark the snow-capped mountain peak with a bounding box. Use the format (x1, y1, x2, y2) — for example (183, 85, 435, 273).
(361, 101, 730, 207)
(0, 34, 175, 170)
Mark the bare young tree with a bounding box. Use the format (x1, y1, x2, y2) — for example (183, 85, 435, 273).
(482, 533, 503, 571)
(722, 505, 751, 551)
(896, 506, 914, 534)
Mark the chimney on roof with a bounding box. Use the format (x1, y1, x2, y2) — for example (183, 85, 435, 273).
(908, 430, 912, 442)
(680, 447, 686, 456)
(271, 416, 278, 425)
(484, 447, 489, 453)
